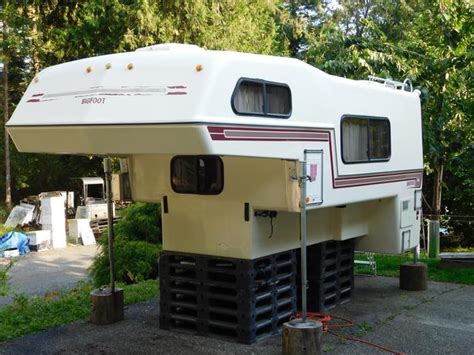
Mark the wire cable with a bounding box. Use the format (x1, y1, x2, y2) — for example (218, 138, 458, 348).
(291, 312, 405, 355)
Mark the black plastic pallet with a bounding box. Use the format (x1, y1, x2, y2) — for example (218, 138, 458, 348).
(159, 250, 297, 344)
(297, 239, 355, 312)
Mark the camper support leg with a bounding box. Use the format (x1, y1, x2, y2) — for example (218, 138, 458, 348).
(282, 161, 322, 354)
(300, 161, 308, 322)
(90, 158, 124, 324)
(104, 158, 116, 293)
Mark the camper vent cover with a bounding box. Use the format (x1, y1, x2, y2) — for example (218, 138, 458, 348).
(135, 43, 204, 52)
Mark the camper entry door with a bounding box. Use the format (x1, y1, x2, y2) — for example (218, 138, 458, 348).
(304, 150, 323, 208)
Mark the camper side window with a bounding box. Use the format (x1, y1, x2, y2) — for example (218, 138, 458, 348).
(171, 156, 224, 195)
(232, 79, 291, 117)
(342, 116, 390, 163)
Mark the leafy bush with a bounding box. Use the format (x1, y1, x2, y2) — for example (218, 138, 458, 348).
(115, 203, 162, 243)
(91, 237, 161, 286)
(90, 203, 162, 286)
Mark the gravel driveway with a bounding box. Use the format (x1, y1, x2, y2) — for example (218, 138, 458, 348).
(0, 275, 473, 354)
(0, 245, 98, 306)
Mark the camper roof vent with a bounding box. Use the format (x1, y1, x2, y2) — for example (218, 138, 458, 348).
(368, 75, 413, 92)
(135, 43, 204, 53)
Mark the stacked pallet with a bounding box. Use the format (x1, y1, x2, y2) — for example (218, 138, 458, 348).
(159, 250, 297, 344)
(297, 239, 354, 312)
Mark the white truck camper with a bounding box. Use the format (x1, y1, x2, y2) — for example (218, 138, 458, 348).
(7, 43, 423, 343)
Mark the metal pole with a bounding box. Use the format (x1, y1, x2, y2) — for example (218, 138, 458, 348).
(413, 246, 418, 264)
(104, 158, 115, 293)
(299, 161, 308, 322)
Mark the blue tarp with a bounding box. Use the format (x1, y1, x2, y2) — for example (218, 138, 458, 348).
(0, 231, 30, 256)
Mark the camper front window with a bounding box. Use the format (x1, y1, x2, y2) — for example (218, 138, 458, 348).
(171, 156, 224, 195)
(232, 78, 291, 117)
(342, 116, 390, 163)
(233, 81, 265, 114)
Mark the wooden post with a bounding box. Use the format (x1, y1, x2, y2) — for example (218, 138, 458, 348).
(90, 288, 124, 324)
(400, 262, 427, 291)
(282, 319, 322, 355)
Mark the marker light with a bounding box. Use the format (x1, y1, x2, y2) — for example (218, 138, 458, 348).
(105, 63, 112, 69)
(86, 66, 92, 73)
(127, 63, 134, 70)
(195, 64, 203, 72)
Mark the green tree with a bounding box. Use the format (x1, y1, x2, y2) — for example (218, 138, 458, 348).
(1, 0, 283, 201)
(1, 1, 36, 209)
(282, 0, 473, 245)
(407, 0, 473, 228)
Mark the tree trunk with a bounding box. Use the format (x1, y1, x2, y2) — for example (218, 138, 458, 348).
(3, 23, 12, 211)
(431, 162, 444, 221)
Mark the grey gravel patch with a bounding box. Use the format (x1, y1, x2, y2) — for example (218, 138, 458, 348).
(0, 245, 98, 306)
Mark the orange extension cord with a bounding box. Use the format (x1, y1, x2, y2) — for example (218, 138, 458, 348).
(291, 312, 405, 355)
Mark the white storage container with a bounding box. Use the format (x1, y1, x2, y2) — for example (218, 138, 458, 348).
(26, 230, 52, 251)
(67, 219, 95, 245)
(40, 195, 67, 249)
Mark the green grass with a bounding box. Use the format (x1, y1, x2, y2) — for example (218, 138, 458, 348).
(0, 279, 159, 343)
(442, 247, 474, 253)
(0, 224, 14, 236)
(355, 253, 474, 285)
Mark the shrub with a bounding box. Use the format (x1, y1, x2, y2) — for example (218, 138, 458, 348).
(90, 202, 162, 286)
(115, 202, 162, 243)
(91, 237, 161, 286)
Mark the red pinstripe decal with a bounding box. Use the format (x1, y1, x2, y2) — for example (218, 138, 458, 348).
(207, 125, 422, 189)
(208, 126, 329, 142)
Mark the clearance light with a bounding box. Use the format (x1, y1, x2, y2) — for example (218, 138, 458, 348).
(105, 63, 112, 70)
(195, 64, 203, 72)
(86, 66, 92, 73)
(127, 63, 134, 70)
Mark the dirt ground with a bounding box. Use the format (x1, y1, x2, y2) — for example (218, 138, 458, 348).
(1, 275, 473, 354)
